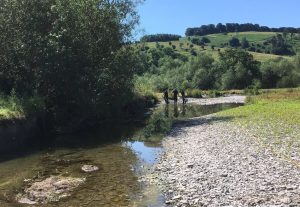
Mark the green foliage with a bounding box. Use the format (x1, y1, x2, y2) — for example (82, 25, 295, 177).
(241, 37, 250, 49)
(261, 56, 300, 88)
(143, 110, 173, 138)
(186, 89, 203, 98)
(0, 92, 44, 120)
(0, 0, 140, 126)
(201, 37, 211, 44)
(141, 34, 181, 42)
(191, 37, 210, 46)
(218, 49, 261, 89)
(182, 31, 300, 56)
(136, 43, 300, 93)
(244, 79, 262, 95)
(269, 34, 295, 55)
(186, 23, 300, 36)
(229, 37, 241, 47)
(208, 90, 222, 98)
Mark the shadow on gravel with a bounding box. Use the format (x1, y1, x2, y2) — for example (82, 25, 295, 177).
(170, 115, 245, 137)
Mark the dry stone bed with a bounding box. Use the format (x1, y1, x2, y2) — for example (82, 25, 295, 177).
(148, 115, 300, 206)
(16, 176, 85, 204)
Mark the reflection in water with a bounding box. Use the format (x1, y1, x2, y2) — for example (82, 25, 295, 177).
(182, 104, 186, 116)
(161, 103, 243, 119)
(173, 103, 179, 118)
(165, 103, 189, 118)
(125, 141, 162, 164)
(164, 104, 169, 118)
(0, 102, 242, 207)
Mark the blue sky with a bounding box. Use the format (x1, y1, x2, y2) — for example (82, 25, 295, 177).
(136, 0, 300, 38)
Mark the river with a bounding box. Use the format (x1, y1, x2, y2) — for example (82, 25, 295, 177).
(0, 102, 242, 207)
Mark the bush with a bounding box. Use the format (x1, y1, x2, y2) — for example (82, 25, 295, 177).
(208, 90, 222, 98)
(229, 37, 241, 47)
(244, 80, 261, 95)
(186, 89, 203, 98)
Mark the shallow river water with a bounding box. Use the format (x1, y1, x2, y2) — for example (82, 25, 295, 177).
(0, 103, 242, 207)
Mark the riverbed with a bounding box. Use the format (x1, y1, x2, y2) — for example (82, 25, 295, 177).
(0, 98, 244, 206)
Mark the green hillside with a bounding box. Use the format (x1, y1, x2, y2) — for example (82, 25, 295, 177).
(142, 35, 294, 62)
(193, 32, 276, 47)
(205, 32, 297, 52)
(140, 31, 300, 63)
(135, 31, 300, 93)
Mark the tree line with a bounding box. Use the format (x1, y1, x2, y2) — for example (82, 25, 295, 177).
(186, 23, 300, 36)
(140, 34, 182, 42)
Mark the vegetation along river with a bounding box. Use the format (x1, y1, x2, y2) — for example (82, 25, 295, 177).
(0, 102, 242, 207)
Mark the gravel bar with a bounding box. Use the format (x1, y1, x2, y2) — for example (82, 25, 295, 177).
(187, 95, 246, 105)
(149, 115, 300, 207)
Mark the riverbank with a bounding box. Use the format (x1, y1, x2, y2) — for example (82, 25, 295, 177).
(148, 90, 300, 206)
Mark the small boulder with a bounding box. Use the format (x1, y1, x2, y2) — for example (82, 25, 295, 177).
(187, 163, 194, 168)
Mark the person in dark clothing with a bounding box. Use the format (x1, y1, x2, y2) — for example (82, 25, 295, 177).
(181, 90, 187, 104)
(172, 88, 179, 103)
(163, 89, 169, 104)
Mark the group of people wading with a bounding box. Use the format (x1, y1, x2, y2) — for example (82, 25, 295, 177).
(163, 89, 187, 104)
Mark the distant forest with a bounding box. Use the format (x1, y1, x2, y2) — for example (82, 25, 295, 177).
(141, 34, 182, 42)
(186, 23, 300, 36)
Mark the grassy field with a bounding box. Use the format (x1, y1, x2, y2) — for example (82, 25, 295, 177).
(143, 38, 292, 63)
(141, 31, 300, 62)
(218, 88, 300, 165)
(190, 32, 276, 47)
(184, 31, 300, 52)
(144, 41, 290, 62)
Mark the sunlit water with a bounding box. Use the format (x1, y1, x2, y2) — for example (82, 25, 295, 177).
(0, 103, 242, 207)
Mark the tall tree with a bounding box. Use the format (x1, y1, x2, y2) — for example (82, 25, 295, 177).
(0, 0, 140, 125)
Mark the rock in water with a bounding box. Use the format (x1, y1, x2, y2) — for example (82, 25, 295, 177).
(81, 165, 99, 172)
(16, 176, 85, 204)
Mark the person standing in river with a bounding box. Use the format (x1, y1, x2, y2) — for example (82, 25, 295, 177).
(163, 89, 169, 104)
(172, 88, 179, 104)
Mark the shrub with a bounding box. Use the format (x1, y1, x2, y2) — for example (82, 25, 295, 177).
(186, 89, 203, 98)
(208, 90, 222, 98)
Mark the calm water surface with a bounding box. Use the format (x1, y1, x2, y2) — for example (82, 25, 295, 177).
(0, 103, 242, 207)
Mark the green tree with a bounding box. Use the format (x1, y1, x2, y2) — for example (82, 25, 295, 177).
(201, 37, 211, 44)
(0, 0, 140, 126)
(241, 37, 250, 49)
(229, 37, 241, 47)
(218, 49, 260, 89)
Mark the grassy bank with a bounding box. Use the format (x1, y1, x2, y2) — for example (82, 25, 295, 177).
(218, 88, 300, 164)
